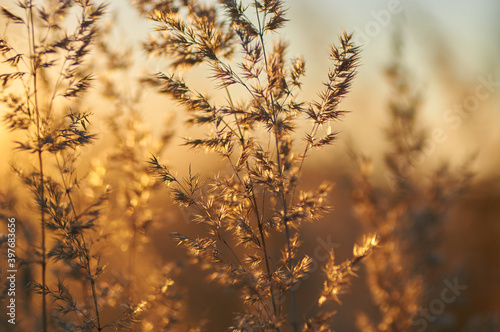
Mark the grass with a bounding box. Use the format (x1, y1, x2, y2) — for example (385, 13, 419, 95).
(144, 1, 378, 330)
(0, 1, 498, 332)
(352, 27, 475, 332)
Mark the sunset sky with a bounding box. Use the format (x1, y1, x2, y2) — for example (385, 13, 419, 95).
(103, 0, 500, 178)
(1, 0, 499, 177)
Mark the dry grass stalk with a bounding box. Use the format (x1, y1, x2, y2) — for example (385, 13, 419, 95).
(0, 1, 125, 330)
(353, 29, 473, 332)
(141, 1, 378, 330)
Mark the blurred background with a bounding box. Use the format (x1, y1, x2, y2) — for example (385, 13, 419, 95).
(1, 0, 499, 331)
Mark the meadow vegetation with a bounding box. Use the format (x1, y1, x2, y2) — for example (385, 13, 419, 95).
(0, 1, 498, 331)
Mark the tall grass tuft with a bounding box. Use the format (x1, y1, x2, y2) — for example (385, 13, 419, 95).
(0, 1, 191, 330)
(1, 1, 107, 330)
(353, 28, 474, 332)
(142, 1, 378, 330)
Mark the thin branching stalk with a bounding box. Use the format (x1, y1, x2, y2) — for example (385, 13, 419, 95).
(252, 4, 297, 327)
(27, 0, 47, 330)
(225, 84, 279, 320)
(141, 1, 376, 330)
(55, 155, 103, 331)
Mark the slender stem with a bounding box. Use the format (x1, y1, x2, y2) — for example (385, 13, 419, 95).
(225, 87, 245, 143)
(255, 199, 279, 317)
(290, 122, 320, 205)
(55, 155, 102, 331)
(215, 217, 274, 320)
(253, 2, 298, 329)
(226, 153, 279, 318)
(128, 217, 137, 300)
(225, 84, 280, 320)
(27, 1, 47, 330)
(292, 69, 339, 205)
(218, 232, 274, 320)
(173, 177, 275, 320)
(38, 135, 47, 332)
(47, 55, 69, 117)
(89, 275, 102, 332)
(273, 131, 298, 332)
